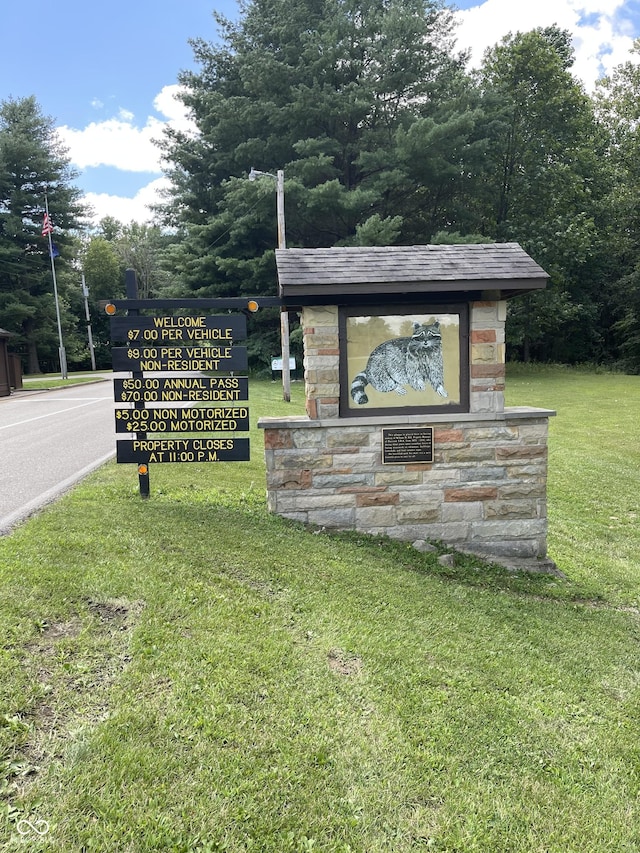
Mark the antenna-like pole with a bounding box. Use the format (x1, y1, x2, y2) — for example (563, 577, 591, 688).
(248, 167, 291, 401)
(275, 170, 291, 403)
(44, 191, 67, 379)
(81, 274, 97, 371)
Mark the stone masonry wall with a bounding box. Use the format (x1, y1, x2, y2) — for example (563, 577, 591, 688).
(469, 301, 506, 414)
(302, 305, 341, 420)
(259, 301, 554, 562)
(260, 411, 551, 559)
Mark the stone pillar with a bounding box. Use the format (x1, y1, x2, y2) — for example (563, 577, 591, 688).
(301, 306, 340, 420)
(469, 301, 506, 414)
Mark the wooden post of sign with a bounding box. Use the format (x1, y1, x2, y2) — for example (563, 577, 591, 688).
(125, 269, 150, 498)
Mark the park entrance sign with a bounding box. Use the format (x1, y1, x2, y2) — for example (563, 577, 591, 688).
(108, 270, 280, 497)
(111, 313, 249, 470)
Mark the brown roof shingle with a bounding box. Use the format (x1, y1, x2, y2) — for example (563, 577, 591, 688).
(276, 243, 548, 302)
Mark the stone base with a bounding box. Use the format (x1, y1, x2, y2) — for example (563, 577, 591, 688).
(456, 547, 563, 576)
(259, 408, 555, 564)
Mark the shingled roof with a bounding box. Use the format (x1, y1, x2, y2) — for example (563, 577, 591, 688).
(276, 243, 548, 302)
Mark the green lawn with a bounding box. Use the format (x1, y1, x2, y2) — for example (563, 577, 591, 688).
(506, 364, 640, 603)
(22, 372, 110, 391)
(1, 370, 639, 852)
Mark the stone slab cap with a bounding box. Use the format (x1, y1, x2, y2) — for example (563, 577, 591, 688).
(258, 407, 556, 430)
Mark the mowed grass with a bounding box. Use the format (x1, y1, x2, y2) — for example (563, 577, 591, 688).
(1, 370, 639, 852)
(22, 372, 110, 390)
(506, 364, 640, 603)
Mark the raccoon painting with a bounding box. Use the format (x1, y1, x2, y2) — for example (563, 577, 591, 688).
(350, 321, 448, 405)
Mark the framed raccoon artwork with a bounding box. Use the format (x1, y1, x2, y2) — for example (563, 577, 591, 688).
(339, 304, 469, 417)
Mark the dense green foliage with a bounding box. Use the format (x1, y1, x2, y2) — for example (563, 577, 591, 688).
(1, 3, 640, 371)
(594, 43, 640, 371)
(0, 97, 86, 373)
(478, 29, 611, 363)
(158, 0, 464, 298)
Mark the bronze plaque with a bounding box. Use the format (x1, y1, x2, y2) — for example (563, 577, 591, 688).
(382, 427, 434, 465)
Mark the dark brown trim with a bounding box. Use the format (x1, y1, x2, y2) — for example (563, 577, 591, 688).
(281, 281, 546, 305)
(106, 297, 282, 311)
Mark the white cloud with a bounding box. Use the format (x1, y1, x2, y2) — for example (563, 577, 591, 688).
(59, 85, 196, 224)
(58, 85, 195, 174)
(59, 115, 165, 172)
(454, 0, 636, 90)
(84, 177, 170, 226)
(153, 84, 195, 132)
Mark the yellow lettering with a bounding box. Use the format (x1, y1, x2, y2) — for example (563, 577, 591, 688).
(153, 316, 205, 328)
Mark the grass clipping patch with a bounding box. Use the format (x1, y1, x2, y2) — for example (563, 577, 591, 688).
(6, 599, 144, 806)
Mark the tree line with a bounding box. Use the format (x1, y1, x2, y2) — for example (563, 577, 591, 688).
(1, 0, 639, 373)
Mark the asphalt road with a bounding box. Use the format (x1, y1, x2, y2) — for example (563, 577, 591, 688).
(0, 379, 116, 534)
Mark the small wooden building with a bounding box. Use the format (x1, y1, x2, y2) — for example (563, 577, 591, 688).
(0, 329, 12, 397)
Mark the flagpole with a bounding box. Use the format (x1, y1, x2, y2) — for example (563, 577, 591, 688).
(44, 191, 67, 379)
(81, 274, 97, 371)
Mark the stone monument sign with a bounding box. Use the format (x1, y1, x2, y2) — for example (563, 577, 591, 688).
(258, 243, 556, 569)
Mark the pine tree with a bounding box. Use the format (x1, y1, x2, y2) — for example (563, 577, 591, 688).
(157, 0, 465, 299)
(0, 96, 85, 373)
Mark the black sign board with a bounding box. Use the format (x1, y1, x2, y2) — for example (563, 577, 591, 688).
(110, 314, 247, 343)
(114, 376, 249, 404)
(117, 437, 250, 464)
(115, 406, 249, 434)
(112, 344, 248, 373)
(382, 427, 434, 465)
(109, 288, 254, 480)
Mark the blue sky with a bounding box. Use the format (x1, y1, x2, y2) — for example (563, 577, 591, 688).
(2, 0, 639, 225)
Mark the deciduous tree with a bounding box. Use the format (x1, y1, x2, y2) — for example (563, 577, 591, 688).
(476, 27, 609, 362)
(593, 42, 640, 371)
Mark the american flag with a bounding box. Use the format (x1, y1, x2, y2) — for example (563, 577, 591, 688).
(42, 213, 53, 236)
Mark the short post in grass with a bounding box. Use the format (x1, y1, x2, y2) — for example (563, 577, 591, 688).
(126, 270, 150, 498)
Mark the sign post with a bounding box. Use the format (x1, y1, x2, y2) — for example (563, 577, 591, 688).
(124, 270, 150, 496)
(109, 271, 254, 498)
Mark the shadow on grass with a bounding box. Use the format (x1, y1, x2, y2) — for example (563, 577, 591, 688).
(309, 525, 599, 606)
